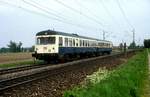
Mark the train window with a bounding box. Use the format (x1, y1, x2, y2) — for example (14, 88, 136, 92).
(37, 38, 40, 45)
(73, 39, 75, 47)
(98, 43, 101, 46)
(90, 41, 92, 47)
(65, 38, 68, 47)
(80, 40, 82, 47)
(76, 39, 78, 47)
(69, 38, 72, 47)
(89, 41, 91, 47)
(100, 43, 103, 46)
(85, 41, 87, 47)
(92, 42, 95, 47)
(59, 37, 63, 46)
(104, 43, 107, 47)
(102, 43, 104, 46)
(87, 41, 89, 47)
(82, 40, 84, 47)
(84, 40, 86, 47)
(85, 40, 87, 47)
(108, 44, 110, 48)
(37, 37, 55, 45)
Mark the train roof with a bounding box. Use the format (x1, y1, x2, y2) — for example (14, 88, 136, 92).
(36, 30, 111, 43)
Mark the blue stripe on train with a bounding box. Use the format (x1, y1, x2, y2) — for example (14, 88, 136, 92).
(58, 47, 112, 55)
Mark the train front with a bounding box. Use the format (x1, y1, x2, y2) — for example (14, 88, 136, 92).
(32, 32, 59, 61)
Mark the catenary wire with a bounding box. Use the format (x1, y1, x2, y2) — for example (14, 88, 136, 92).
(54, 0, 105, 28)
(0, 0, 100, 31)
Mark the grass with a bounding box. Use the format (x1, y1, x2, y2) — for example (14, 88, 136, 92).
(63, 50, 148, 97)
(141, 48, 150, 97)
(0, 60, 44, 68)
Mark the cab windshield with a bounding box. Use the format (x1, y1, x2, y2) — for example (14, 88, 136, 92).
(37, 37, 55, 45)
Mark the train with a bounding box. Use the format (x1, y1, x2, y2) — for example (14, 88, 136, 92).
(32, 30, 113, 62)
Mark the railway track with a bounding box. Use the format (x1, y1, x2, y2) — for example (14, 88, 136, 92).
(0, 66, 69, 92)
(0, 63, 51, 75)
(0, 50, 139, 94)
(0, 51, 120, 75)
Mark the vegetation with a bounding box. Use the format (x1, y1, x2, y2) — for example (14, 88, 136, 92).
(64, 50, 148, 97)
(128, 41, 136, 49)
(7, 41, 23, 52)
(0, 41, 34, 53)
(141, 48, 150, 97)
(0, 47, 9, 53)
(0, 60, 44, 68)
(144, 39, 150, 48)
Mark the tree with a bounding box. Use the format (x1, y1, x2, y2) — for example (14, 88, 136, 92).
(17, 42, 22, 52)
(144, 39, 150, 48)
(7, 41, 23, 52)
(128, 41, 136, 49)
(0, 47, 9, 53)
(119, 43, 123, 51)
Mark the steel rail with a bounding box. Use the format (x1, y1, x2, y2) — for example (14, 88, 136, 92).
(0, 63, 51, 75)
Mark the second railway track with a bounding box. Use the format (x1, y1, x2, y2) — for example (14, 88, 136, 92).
(0, 51, 119, 75)
(0, 63, 51, 75)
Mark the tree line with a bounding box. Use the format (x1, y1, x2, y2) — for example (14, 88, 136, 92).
(0, 41, 34, 53)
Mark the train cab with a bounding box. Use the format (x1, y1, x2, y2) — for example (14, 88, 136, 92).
(35, 36, 58, 54)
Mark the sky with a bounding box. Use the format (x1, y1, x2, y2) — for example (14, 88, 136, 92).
(0, 0, 150, 47)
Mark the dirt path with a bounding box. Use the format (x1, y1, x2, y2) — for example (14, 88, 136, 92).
(142, 50, 150, 97)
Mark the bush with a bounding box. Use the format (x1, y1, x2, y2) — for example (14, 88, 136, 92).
(144, 39, 150, 48)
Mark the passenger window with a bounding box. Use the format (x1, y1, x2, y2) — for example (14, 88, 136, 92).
(84, 41, 86, 47)
(65, 38, 68, 47)
(73, 39, 75, 47)
(76, 39, 78, 47)
(87, 41, 89, 47)
(80, 40, 81, 46)
(59, 37, 63, 46)
(89, 41, 92, 47)
(86, 41, 88, 47)
(69, 38, 72, 47)
(82, 40, 84, 47)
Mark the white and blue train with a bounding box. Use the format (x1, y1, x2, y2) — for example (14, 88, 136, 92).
(32, 30, 113, 62)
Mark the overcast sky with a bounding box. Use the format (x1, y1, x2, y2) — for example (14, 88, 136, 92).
(0, 0, 150, 47)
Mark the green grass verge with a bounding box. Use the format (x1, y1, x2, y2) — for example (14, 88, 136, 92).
(63, 50, 148, 97)
(148, 48, 150, 52)
(0, 60, 44, 68)
(141, 48, 150, 97)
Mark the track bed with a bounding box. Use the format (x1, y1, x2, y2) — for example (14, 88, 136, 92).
(0, 51, 137, 97)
